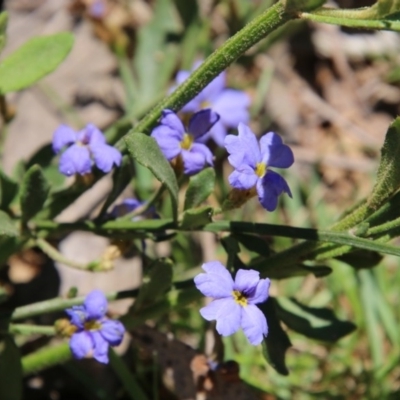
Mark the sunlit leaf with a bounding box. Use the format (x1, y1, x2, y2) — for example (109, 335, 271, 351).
(0, 32, 74, 93)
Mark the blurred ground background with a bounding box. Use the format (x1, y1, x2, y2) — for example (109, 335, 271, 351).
(1, 0, 400, 399)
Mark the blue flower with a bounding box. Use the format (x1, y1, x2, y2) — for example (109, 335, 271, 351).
(194, 262, 270, 345)
(174, 63, 250, 146)
(224, 123, 294, 211)
(151, 109, 218, 175)
(52, 123, 122, 176)
(66, 290, 125, 364)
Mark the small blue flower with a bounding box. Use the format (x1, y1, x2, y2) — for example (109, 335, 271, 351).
(151, 109, 218, 175)
(224, 123, 294, 211)
(174, 63, 250, 146)
(194, 262, 270, 345)
(52, 123, 122, 176)
(66, 290, 125, 364)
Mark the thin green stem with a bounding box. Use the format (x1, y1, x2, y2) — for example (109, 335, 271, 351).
(127, 0, 294, 138)
(8, 324, 56, 336)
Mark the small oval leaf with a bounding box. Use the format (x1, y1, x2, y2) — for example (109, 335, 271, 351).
(184, 167, 215, 210)
(0, 32, 74, 93)
(125, 132, 179, 221)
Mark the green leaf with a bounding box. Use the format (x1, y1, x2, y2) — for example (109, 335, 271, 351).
(0, 32, 74, 93)
(259, 261, 332, 279)
(134, 0, 180, 106)
(336, 250, 383, 270)
(131, 258, 173, 312)
(125, 132, 179, 221)
(260, 298, 291, 376)
(184, 167, 215, 210)
(0, 169, 18, 210)
(0, 210, 17, 237)
(376, 0, 400, 18)
(276, 297, 356, 342)
(368, 117, 400, 209)
(233, 233, 271, 257)
(180, 206, 213, 230)
(0, 335, 22, 400)
(19, 165, 50, 222)
(0, 12, 8, 54)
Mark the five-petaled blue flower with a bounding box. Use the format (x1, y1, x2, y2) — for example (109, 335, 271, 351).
(66, 290, 125, 364)
(225, 123, 294, 211)
(151, 109, 218, 175)
(194, 262, 270, 345)
(52, 123, 122, 176)
(175, 65, 250, 146)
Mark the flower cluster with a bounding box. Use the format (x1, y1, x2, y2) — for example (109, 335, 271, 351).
(194, 262, 270, 345)
(52, 123, 122, 176)
(225, 123, 294, 211)
(175, 63, 250, 146)
(151, 109, 218, 175)
(66, 290, 125, 364)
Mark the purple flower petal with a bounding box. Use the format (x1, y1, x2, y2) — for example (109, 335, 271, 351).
(151, 126, 182, 161)
(241, 305, 268, 345)
(228, 166, 258, 190)
(90, 144, 122, 173)
(200, 297, 242, 336)
(85, 124, 107, 146)
(212, 89, 250, 127)
(247, 278, 271, 305)
(52, 124, 77, 153)
(225, 123, 260, 169)
(202, 120, 227, 147)
(190, 143, 213, 166)
(194, 261, 234, 298)
(256, 170, 292, 211)
(66, 305, 87, 329)
(260, 132, 294, 169)
(111, 198, 143, 217)
(181, 149, 206, 175)
(188, 109, 219, 139)
(91, 331, 109, 364)
(59, 144, 92, 176)
(100, 320, 125, 346)
(233, 269, 261, 295)
(69, 331, 93, 359)
(84, 290, 108, 320)
(159, 109, 185, 134)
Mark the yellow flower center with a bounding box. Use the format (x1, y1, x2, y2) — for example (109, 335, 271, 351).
(255, 162, 267, 178)
(84, 320, 102, 331)
(181, 133, 194, 150)
(232, 290, 248, 307)
(200, 101, 211, 109)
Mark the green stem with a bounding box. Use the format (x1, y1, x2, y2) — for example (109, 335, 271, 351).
(9, 289, 138, 321)
(8, 324, 56, 336)
(128, 0, 294, 138)
(300, 7, 400, 31)
(35, 238, 91, 270)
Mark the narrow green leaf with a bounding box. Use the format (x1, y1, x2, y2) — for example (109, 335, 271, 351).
(19, 165, 50, 222)
(0, 32, 74, 93)
(0, 335, 22, 400)
(180, 206, 213, 230)
(0, 170, 18, 210)
(260, 298, 291, 376)
(233, 233, 271, 257)
(125, 132, 179, 221)
(259, 261, 332, 279)
(132, 258, 173, 312)
(0, 12, 8, 54)
(376, 0, 400, 18)
(184, 167, 215, 210)
(0, 210, 17, 237)
(336, 250, 383, 270)
(276, 297, 356, 342)
(368, 117, 400, 209)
